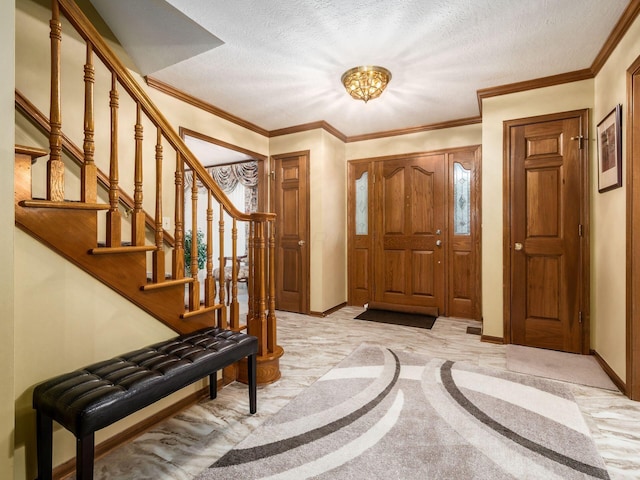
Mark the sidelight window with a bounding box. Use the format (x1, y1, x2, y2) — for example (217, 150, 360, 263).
(453, 162, 470, 236)
(355, 171, 368, 235)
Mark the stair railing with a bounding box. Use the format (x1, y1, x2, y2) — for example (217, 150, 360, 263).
(40, 0, 282, 382)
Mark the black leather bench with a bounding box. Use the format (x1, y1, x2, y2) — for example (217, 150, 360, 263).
(32, 327, 258, 480)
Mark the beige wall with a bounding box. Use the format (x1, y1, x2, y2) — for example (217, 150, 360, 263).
(1, 1, 15, 478)
(591, 14, 640, 379)
(481, 79, 594, 340)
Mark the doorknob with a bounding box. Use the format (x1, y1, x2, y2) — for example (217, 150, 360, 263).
(298, 240, 306, 246)
(436, 240, 442, 247)
(514, 242, 523, 251)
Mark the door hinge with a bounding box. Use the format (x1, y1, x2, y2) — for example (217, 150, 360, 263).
(579, 311, 583, 323)
(578, 224, 583, 237)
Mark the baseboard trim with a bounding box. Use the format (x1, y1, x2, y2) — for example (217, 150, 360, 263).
(52, 384, 212, 479)
(480, 334, 504, 344)
(591, 349, 627, 395)
(309, 302, 347, 318)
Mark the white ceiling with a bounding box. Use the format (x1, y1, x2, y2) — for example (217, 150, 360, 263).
(93, 0, 630, 137)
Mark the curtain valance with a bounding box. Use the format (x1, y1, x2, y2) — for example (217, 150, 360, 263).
(184, 161, 259, 192)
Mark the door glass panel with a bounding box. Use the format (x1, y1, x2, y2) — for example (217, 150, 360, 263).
(355, 171, 368, 235)
(453, 163, 470, 235)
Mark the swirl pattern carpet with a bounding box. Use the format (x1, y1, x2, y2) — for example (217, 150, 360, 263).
(196, 344, 610, 479)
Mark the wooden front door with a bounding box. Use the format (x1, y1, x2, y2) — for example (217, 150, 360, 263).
(272, 152, 310, 313)
(506, 110, 589, 353)
(372, 154, 445, 315)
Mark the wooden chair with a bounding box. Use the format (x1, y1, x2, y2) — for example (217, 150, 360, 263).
(214, 255, 249, 305)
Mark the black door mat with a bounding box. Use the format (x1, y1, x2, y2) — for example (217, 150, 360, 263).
(355, 308, 436, 329)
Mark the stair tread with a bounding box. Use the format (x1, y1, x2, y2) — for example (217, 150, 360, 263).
(20, 199, 110, 210)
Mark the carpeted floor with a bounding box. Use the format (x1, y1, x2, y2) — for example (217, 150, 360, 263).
(506, 345, 618, 391)
(355, 308, 436, 329)
(196, 344, 610, 480)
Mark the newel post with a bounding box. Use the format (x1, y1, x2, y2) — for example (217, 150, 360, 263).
(240, 213, 283, 385)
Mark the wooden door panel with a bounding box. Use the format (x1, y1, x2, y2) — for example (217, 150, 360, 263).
(384, 250, 406, 294)
(353, 248, 369, 291)
(412, 251, 435, 296)
(509, 114, 585, 353)
(383, 168, 405, 234)
(411, 167, 435, 234)
(526, 167, 560, 237)
(526, 255, 560, 320)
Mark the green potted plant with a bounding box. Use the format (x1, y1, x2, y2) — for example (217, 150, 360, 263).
(184, 229, 207, 276)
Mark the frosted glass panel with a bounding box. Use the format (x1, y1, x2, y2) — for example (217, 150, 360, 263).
(355, 172, 368, 235)
(453, 163, 471, 236)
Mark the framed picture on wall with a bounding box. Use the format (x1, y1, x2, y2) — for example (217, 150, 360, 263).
(597, 104, 622, 193)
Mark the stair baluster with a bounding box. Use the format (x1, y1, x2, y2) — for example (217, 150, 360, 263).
(81, 43, 96, 203)
(152, 127, 164, 283)
(132, 104, 145, 246)
(48, 0, 64, 202)
(106, 73, 121, 246)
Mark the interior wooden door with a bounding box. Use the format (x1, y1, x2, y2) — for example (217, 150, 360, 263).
(507, 111, 588, 353)
(272, 152, 310, 313)
(372, 154, 445, 315)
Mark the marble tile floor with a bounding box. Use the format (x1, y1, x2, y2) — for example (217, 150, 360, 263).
(84, 306, 640, 479)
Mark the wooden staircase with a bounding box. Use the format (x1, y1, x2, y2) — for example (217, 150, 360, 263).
(14, 0, 283, 384)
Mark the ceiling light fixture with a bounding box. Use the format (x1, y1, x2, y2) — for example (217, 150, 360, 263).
(341, 65, 391, 103)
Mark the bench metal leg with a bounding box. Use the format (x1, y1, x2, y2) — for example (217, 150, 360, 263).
(209, 372, 217, 399)
(76, 433, 94, 480)
(248, 353, 257, 414)
(36, 410, 53, 480)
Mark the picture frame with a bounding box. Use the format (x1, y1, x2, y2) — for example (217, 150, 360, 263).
(597, 104, 622, 193)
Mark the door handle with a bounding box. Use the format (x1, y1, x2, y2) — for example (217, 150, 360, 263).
(514, 242, 523, 251)
(436, 240, 442, 247)
(298, 240, 306, 246)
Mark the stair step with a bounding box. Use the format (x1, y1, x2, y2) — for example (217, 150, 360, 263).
(141, 277, 193, 291)
(90, 245, 157, 255)
(19, 199, 110, 210)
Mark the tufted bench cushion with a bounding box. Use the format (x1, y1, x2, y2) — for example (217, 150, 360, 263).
(33, 327, 258, 480)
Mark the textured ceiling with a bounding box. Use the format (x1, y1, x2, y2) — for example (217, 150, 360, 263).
(96, 0, 630, 137)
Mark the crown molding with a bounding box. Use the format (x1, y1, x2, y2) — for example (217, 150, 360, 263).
(591, 0, 640, 74)
(145, 76, 269, 137)
(269, 121, 347, 142)
(346, 116, 482, 143)
(476, 69, 593, 114)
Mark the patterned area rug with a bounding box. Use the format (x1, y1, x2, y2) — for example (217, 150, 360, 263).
(196, 344, 610, 480)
